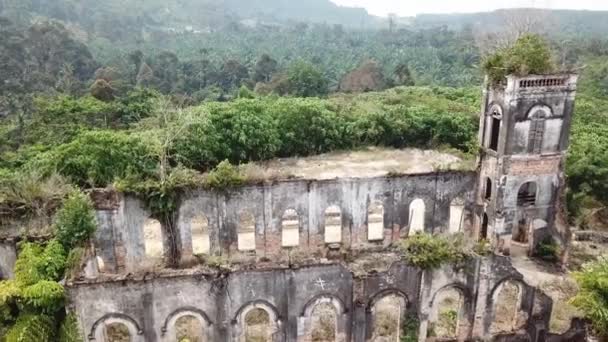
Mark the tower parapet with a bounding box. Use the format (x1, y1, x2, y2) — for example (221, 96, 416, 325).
(475, 73, 578, 255)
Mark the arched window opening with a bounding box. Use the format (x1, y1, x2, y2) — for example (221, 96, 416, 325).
(244, 308, 270, 342)
(103, 323, 131, 342)
(449, 198, 465, 234)
(324, 206, 342, 244)
(144, 218, 163, 259)
(481, 213, 489, 240)
(409, 199, 425, 234)
(96, 256, 106, 273)
(517, 182, 537, 207)
(175, 315, 204, 342)
(528, 110, 546, 154)
(491, 280, 527, 334)
(238, 211, 256, 251)
(368, 201, 384, 241)
(309, 303, 337, 342)
(371, 294, 406, 341)
(484, 178, 492, 201)
(282, 209, 300, 247)
(429, 288, 464, 339)
(191, 215, 210, 255)
(489, 116, 501, 151)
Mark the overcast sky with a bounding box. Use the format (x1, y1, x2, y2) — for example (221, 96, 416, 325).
(330, 0, 608, 17)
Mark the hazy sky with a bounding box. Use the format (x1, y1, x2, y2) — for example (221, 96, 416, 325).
(330, 0, 608, 17)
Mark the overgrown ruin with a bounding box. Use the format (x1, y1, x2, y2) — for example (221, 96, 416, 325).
(0, 74, 586, 341)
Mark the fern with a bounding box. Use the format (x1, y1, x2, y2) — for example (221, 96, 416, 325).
(4, 314, 56, 342)
(58, 313, 83, 342)
(21, 281, 64, 313)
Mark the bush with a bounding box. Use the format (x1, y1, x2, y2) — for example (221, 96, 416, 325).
(270, 98, 350, 156)
(535, 237, 561, 262)
(54, 191, 97, 250)
(483, 34, 555, 84)
(26, 131, 158, 187)
(571, 257, 608, 338)
(398, 233, 468, 269)
(21, 281, 64, 313)
(58, 313, 82, 342)
(205, 160, 245, 189)
(286, 61, 329, 97)
(4, 314, 56, 342)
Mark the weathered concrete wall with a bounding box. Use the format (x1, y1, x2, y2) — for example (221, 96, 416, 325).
(68, 257, 559, 342)
(91, 172, 477, 274)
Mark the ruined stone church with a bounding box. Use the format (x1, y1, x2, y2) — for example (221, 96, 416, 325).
(0, 74, 583, 341)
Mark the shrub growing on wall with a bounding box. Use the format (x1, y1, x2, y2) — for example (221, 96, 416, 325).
(54, 191, 97, 250)
(398, 233, 469, 269)
(483, 34, 555, 85)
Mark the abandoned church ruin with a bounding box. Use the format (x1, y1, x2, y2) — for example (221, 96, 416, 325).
(0, 74, 584, 341)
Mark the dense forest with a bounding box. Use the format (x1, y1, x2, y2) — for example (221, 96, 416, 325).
(1, 0, 608, 340)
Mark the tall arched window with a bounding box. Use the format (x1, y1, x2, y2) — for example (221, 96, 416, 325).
(449, 198, 465, 234)
(517, 182, 537, 207)
(281, 209, 300, 247)
(309, 303, 337, 341)
(430, 287, 465, 340)
(175, 315, 204, 342)
(486, 106, 502, 152)
(144, 218, 163, 259)
(528, 110, 547, 154)
(104, 322, 132, 342)
(409, 199, 425, 234)
(490, 280, 526, 334)
(370, 294, 407, 341)
(191, 214, 210, 255)
(324, 206, 342, 243)
(238, 211, 256, 251)
(244, 308, 271, 342)
(484, 177, 492, 201)
(480, 213, 489, 240)
(367, 201, 384, 241)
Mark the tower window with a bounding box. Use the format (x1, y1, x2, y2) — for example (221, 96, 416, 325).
(481, 213, 489, 240)
(517, 182, 537, 207)
(489, 117, 501, 151)
(484, 177, 492, 201)
(528, 111, 546, 154)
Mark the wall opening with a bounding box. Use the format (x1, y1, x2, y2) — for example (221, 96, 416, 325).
(103, 323, 131, 342)
(528, 111, 546, 154)
(244, 308, 271, 342)
(429, 288, 464, 340)
(96, 256, 106, 273)
(175, 315, 204, 342)
(144, 218, 163, 259)
(484, 178, 492, 201)
(367, 201, 384, 241)
(238, 211, 256, 251)
(513, 217, 530, 244)
(281, 209, 300, 247)
(371, 294, 406, 341)
(409, 199, 425, 234)
(517, 182, 537, 207)
(191, 215, 210, 255)
(324, 205, 342, 244)
(489, 117, 501, 151)
(481, 213, 488, 240)
(309, 303, 337, 342)
(449, 198, 465, 234)
(491, 280, 527, 334)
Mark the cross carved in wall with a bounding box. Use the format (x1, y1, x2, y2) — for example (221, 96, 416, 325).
(315, 278, 327, 290)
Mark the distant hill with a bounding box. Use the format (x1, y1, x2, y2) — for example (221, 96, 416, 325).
(413, 9, 608, 38)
